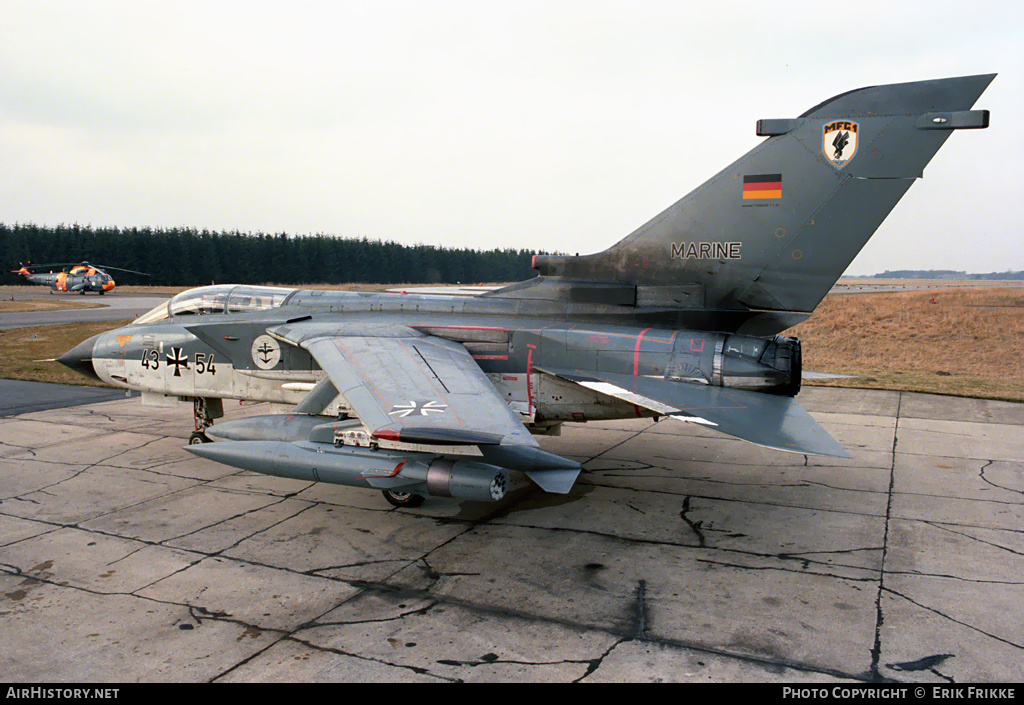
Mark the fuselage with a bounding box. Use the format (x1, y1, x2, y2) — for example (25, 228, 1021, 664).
(15, 266, 115, 293)
(74, 284, 801, 429)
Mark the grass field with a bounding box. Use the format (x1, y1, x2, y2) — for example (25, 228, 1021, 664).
(0, 299, 106, 313)
(1, 284, 1022, 401)
(0, 319, 132, 387)
(786, 286, 1024, 401)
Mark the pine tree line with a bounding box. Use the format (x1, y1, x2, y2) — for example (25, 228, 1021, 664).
(2, 223, 545, 286)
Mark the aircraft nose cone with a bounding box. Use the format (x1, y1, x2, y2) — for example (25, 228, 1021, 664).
(57, 334, 102, 382)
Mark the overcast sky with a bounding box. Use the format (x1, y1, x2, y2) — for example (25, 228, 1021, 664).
(1, 0, 1020, 275)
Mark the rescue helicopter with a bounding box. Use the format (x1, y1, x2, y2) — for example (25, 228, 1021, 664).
(11, 261, 149, 294)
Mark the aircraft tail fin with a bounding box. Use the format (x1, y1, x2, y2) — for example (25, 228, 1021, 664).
(495, 74, 994, 322)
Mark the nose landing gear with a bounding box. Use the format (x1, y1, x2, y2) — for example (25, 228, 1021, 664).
(190, 397, 223, 444)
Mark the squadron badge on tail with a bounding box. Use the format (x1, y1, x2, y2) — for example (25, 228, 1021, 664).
(822, 120, 859, 168)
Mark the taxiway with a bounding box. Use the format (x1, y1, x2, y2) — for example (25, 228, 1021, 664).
(0, 290, 168, 330)
(1, 384, 1020, 682)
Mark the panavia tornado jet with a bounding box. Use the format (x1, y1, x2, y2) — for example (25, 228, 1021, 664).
(59, 74, 994, 507)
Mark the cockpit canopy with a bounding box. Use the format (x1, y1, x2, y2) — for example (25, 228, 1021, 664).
(134, 285, 296, 324)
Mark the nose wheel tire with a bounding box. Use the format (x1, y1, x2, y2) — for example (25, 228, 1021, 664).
(189, 431, 211, 445)
(382, 490, 426, 508)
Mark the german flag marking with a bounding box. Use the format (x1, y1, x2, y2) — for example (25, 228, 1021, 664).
(742, 173, 782, 200)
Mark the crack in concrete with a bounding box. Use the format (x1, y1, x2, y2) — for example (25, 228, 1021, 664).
(432, 648, 606, 682)
(882, 570, 1023, 585)
(679, 496, 706, 547)
(581, 481, 894, 521)
(206, 493, 663, 681)
(306, 558, 410, 576)
(291, 576, 867, 681)
(483, 517, 882, 579)
(4, 436, 199, 514)
(6, 393, 1020, 683)
(869, 390, 901, 682)
(780, 546, 884, 559)
(590, 471, 894, 500)
(2, 496, 42, 506)
(284, 636, 457, 682)
(643, 453, 892, 471)
(978, 459, 1024, 497)
(576, 639, 626, 681)
(163, 489, 316, 547)
(0, 440, 37, 456)
(694, 557, 878, 582)
(921, 520, 1024, 559)
(624, 501, 647, 515)
(306, 599, 440, 629)
(85, 410, 119, 424)
(883, 586, 1024, 651)
(0, 532, 917, 684)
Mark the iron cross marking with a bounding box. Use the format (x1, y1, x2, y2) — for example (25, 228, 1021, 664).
(388, 400, 448, 418)
(167, 347, 189, 377)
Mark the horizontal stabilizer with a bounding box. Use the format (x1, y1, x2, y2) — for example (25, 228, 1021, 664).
(523, 468, 582, 494)
(541, 368, 850, 458)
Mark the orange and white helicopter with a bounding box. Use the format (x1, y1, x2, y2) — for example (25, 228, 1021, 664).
(11, 261, 148, 294)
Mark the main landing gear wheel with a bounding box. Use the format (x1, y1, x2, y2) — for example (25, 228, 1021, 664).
(190, 398, 223, 446)
(382, 490, 426, 508)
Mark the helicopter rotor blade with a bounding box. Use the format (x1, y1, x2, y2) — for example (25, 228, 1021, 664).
(95, 265, 150, 276)
(11, 262, 149, 276)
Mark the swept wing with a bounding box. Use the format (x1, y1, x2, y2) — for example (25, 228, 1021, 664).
(267, 321, 581, 492)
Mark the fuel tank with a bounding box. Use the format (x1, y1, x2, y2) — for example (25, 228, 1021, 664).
(185, 437, 509, 502)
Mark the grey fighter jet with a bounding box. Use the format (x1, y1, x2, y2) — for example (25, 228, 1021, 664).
(59, 74, 994, 507)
